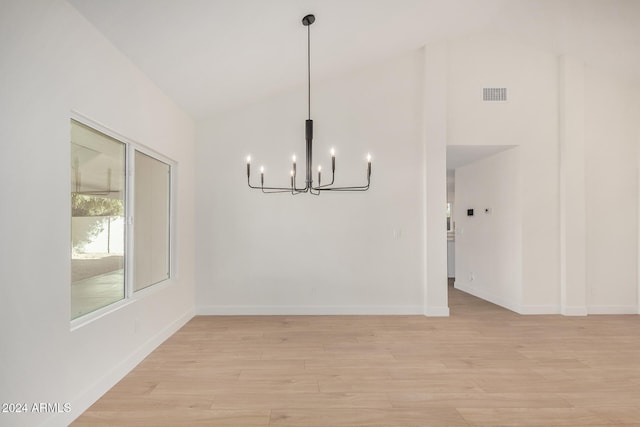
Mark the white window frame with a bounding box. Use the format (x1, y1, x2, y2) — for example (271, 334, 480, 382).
(129, 144, 176, 298)
(70, 111, 176, 330)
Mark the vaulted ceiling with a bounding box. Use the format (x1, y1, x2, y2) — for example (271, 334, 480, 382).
(68, 0, 640, 120)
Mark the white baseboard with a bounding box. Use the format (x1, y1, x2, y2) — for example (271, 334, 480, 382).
(196, 305, 423, 315)
(454, 283, 562, 315)
(48, 308, 194, 427)
(519, 305, 560, 315)
(588, 305, 638, 315)
(424, 306, 450, 317)
(560, 306, 588, 316)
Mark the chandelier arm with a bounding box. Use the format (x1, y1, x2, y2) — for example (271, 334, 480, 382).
(248, 176, 312, 192)
(313, 173, 335, 188)
(312, 173, 370, 191)
(259, 187, 310, 194)
(247, 179, 273, 190)
(313, 166, 335, 189)
(248, 175, 309, 192)
(291, 188, 306, 195)
(260, 186, 299, 191)
(291, 172, 309, 192)
(261, 184, 297, 193)
(293, 182, 309, 192)
(316, 185, 370, 191)
(249, 182, 298, 192)
(292, 185, 310, 194)
(312, 177, 371, 191)
(262, 189, 295, 194)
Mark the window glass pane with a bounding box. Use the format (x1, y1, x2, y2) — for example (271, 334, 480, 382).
(71, 120, 126, 319)
(134, 150, 170, 291)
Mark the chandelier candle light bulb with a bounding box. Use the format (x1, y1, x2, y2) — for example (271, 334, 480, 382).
(245, 14, 371, 195)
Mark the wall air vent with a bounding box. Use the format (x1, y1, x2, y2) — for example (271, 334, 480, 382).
(483, 87, 507, 101)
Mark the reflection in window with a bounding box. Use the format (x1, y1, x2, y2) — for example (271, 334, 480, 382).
(71, 120, 125, 319)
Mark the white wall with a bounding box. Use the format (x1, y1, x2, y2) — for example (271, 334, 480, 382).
(445, 34, 639, 315)
(196, 49, 425, 314)
(447, 34, 560, 313)
(559, 55, 588, 315)
(585, 69, 639, 314)
(454, 148, 522, 311)
(0, 1, 196, 426)
(423, 44, 450, 316)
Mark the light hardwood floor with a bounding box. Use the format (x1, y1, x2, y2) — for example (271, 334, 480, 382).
(73, 287, 640, 426)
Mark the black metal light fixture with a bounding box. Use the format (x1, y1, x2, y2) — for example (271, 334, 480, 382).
(246, 14, 372, 195)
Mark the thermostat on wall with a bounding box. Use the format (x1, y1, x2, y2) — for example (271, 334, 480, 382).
(467, 209, 474, 216)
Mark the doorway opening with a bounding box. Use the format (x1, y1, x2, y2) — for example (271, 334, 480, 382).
(446, 145, 518, 309)
(446, 170, 456, 289)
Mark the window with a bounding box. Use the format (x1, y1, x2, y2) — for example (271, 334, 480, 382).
(133, 150, 170, 291)
(70, 118, 173, 321)
(71, 120, 126, 319)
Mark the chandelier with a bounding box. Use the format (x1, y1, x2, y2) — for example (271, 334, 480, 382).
(246, 14, 372, 195)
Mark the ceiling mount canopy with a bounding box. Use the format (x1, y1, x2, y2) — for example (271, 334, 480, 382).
(301, 14, 315, 26)
(246, 14, 372, 195)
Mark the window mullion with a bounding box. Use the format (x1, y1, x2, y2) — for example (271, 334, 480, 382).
(125, 144, 135, 300)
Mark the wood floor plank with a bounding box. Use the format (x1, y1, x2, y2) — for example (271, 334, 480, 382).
(558, 392, 640, 408)
(590, 407, 640, 425)
(456, 407, 612, 426)
(72, 409, 270, 427)
(269, 408, 469, 427)
(388, 392, 573, 409)
(72, 287, 640, 426)
(86, 393, 215, 412)
(152, 378, 320, 394)
(210, 392, 393, 410)
(318, 376, 483, 393)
